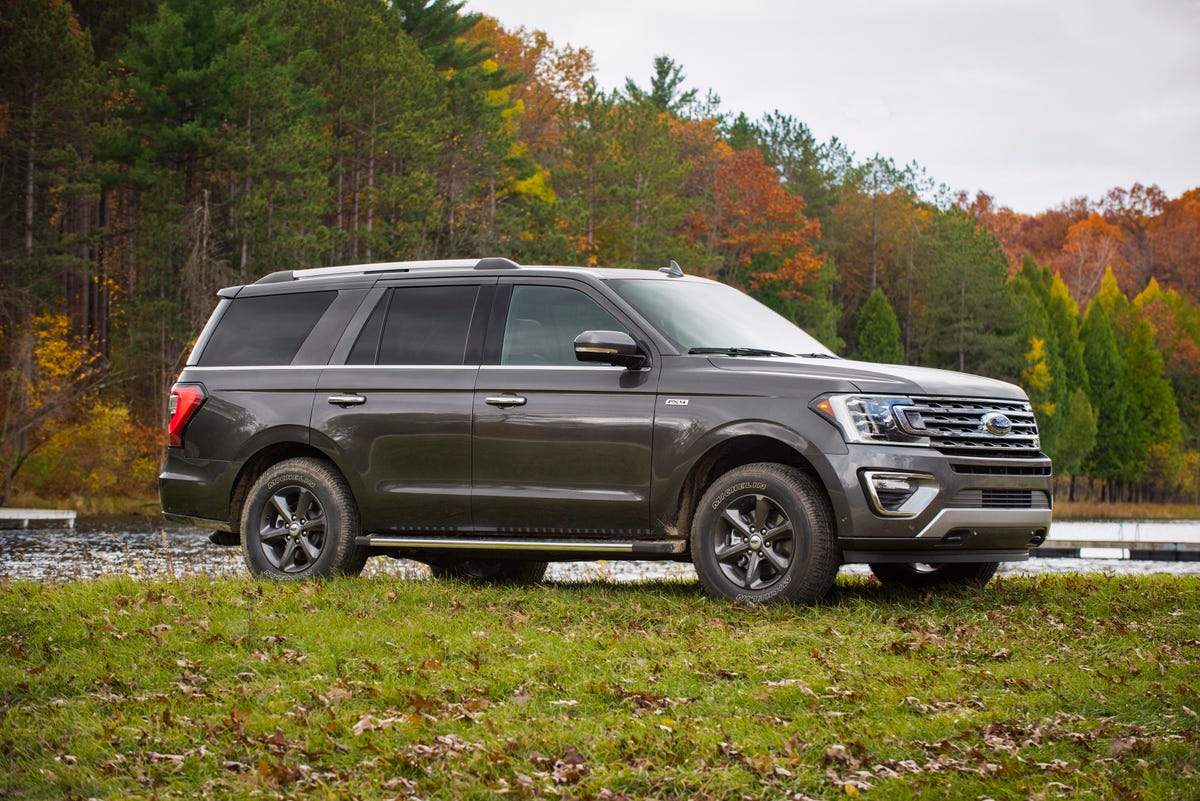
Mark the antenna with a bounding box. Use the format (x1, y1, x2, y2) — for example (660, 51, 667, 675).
(659, 260, 684, 277)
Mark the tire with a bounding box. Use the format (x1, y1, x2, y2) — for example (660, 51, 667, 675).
(691, 463, 838, 605)
(241, 457, 368, 579)
(869, 561, 999, 589)
(427, 559, 549, 584)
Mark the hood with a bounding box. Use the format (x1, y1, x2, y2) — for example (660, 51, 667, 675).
(708, 356, 1028, 400)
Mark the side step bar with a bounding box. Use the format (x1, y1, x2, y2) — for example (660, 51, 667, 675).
(359, 535, 686, 558)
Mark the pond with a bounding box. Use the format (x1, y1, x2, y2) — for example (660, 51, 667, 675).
(2, 517, 1198, 583)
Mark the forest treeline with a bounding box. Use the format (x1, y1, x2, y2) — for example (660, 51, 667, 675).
(2, 0, 1198, 506)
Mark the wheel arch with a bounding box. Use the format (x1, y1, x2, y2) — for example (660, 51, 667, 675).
(228, 442, 344, 537)
(668, 431, 839, 545)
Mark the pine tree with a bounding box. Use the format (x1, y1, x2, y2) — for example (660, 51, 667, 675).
(854, 288, 903, 364)
(1081, 298, 1135, 495)
(1055, 388, 1098, 501)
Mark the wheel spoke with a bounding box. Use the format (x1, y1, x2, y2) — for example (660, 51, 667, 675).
(298, 533, 322, 562)
(751, 495, 772, 529)
(721, 507, 752, 536)
(744, 551, 762, 588)
(715, 539, 749, 561)
(270, 493, 294, 523)
(294, 489, 316, 521)
(761, 544, 790, 572)
(277, 539, 300, 571)
(259, 525, 289, 544)
(299, 514, 325, 535)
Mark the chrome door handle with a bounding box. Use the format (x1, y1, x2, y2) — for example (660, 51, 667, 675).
(485, 394, 527, 407)
(327, 393, 366, 406)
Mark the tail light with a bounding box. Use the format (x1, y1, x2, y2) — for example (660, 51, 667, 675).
(167, 383, 207, 447)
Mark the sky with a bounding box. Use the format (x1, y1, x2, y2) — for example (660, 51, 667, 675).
(466, 0, 1200, 215)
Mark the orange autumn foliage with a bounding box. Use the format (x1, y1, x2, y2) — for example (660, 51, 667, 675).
(690, 146, 823, 296)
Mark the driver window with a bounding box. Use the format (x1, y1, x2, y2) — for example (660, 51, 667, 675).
(501, 285, 628, 366)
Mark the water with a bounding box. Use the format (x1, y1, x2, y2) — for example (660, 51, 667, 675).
(1, 518, 1197, 584)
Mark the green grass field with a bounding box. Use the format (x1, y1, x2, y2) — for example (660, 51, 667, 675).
(2, 573, 1197, 799)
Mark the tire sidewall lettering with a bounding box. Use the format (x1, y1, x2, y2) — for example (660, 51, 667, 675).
(710, 481, 768, 510)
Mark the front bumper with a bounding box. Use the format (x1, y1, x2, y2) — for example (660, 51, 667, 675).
(821, 444, 1053, 564)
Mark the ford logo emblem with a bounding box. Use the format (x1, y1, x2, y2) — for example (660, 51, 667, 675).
(982, 412, 1013, 437)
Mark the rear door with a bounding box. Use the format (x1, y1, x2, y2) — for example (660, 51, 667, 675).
(472, 279, 658, 536)
(312, 279, 493, 533)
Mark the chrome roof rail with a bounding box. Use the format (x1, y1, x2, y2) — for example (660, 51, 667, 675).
(256, 257, 520, 284)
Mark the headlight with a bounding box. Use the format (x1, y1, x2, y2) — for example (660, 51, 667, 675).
(810, 394, 931, 446)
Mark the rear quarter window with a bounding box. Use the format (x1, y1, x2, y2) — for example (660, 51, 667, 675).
(197, 291, 337, 367)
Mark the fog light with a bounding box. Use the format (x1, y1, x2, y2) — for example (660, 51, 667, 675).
(862, 471, 939, 518)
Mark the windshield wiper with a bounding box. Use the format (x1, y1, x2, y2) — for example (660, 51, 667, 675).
(794, 352, 839, 359)
(688, 347, 794, 357)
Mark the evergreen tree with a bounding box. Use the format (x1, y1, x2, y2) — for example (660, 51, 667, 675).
(1124, 317, 1182, 493)
(854, 288, 903, 364)
(1055, 388, 1098, 500)
(793, 258, 845, 353)
(1081, 298, 1135, 492)
(623, 55, 697, 115)
(750, 111, 840, 223)
(909, 208, 1022, 380)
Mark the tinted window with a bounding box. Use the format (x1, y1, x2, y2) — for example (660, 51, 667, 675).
(346, 294, 388, 365)
(376, 285, 480, 365)
(198, 291, 336, 367)
(610, 278, 834, 357)
(501, 285, 628, 366)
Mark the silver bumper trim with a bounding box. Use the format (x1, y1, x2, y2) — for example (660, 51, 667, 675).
(916, 508, 1053, 539)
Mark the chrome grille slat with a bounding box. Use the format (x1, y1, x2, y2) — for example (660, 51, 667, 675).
(948, 489, 1051, 509)
(910, 396, 1042, 458)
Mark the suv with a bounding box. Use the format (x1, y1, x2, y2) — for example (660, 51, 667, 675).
(160, 258, 1052, 604)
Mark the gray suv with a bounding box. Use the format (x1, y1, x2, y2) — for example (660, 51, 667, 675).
(160, 258, 1052, 603)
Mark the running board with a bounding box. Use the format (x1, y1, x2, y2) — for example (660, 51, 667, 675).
(359, 535, 686, 558)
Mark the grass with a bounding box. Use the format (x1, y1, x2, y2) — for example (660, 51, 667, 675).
(1, 573, 1197, 800)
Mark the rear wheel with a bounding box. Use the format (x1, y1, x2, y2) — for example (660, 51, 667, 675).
(869, 561, 998, 589)
(427, 559, 548, 584)
(691, 463, 838, 604)
(241, 458, 368, 579)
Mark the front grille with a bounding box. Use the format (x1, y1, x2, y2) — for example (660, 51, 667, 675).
(948, 489, 1052, 509)
(951, 463, 1052, 476)
(909, 396, 1042, 458)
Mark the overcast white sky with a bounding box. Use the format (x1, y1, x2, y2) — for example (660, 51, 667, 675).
(466, 0, 1200, 214)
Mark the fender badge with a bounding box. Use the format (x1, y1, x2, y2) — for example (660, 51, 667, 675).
(665, 398, 689, 406)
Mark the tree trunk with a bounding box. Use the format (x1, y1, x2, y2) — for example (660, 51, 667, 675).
(25, 84, 38, 256)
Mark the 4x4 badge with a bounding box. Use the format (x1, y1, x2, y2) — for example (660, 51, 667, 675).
(665, 398, 689, 406)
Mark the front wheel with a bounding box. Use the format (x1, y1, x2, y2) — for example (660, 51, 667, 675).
(241, 458, 368, 579)
(427, 559, 548, 584)
(691, 463, 838, 605)
(869, 561, 999, 589)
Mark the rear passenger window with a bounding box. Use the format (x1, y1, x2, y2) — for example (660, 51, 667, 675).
(351, 285, 480, 365)
(198, 291, 336, 367)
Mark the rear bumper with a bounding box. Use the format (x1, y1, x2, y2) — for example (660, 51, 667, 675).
(159, 452, 237, 529)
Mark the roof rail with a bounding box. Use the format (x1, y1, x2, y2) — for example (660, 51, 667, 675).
(255, 257, 521, 284)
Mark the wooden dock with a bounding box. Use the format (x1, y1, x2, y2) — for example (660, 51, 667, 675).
(0, 508, 76, 529)
(1038, 520, 1200, 561)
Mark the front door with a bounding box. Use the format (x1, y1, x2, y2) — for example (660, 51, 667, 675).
(472, 281, 658, 536)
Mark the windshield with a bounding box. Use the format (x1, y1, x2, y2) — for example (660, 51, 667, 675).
(609, 278, 836, 358)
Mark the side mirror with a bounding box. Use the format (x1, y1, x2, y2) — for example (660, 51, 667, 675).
(574, 330, 646, 369)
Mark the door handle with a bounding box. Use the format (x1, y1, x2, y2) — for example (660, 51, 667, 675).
(485, 394, 527, 408)
(327, 393, 366, 406)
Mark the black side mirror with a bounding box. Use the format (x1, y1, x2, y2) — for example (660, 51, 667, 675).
(574, 330, 646, 369)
